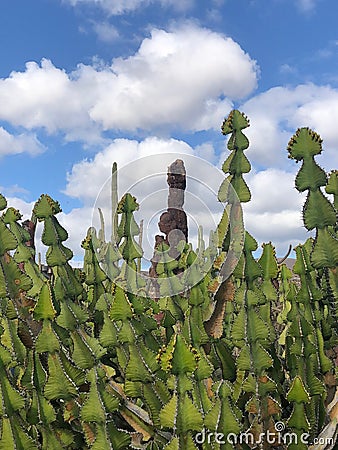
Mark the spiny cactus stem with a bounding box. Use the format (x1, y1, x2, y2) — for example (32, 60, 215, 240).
(111, 162, 118, 244)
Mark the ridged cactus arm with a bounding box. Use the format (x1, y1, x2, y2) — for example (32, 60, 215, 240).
(243, 231, 262, 286)
(2, 208, 33, 262)
(0, 193, 6, 211)
(228, 232, 283, 444)
(323, 171, 338, 337)
(287, 128, 326, 191)
(219, 109, 251, 203)
(33, 194, 83, 301)
(204, 381, 242, 449)
(2, 207, 45, 298)
(158, 333, 204, 448)
(258, 242, 278, 285)
(111, 161, 119, 244)
(0, 345, 38, 449)
(92, 220, 121, 284)
(79, 367, 132, 449)
(116, 193, 143, 292)
(0, 207, 32, 301)
(81, 228, 107, 313)
(33, 194, 72, 266)
(287, 128, 338, 268)
(182, 253, 210, 347)
(137, 218, 143, 273)
(326, 170, 338, 212)
(97, 206, 105, 243)
(286, 375, 312, 450)
(257, 242, 279, 341)
(152, 240, 185, 299)
(32, 195, 110, 446)
(208, 110, 248, 346)
(20, 284, 72, 447)
(276, 262, 295, 355)
(0, 204, 17, 258)
(284, 242, 332, 441)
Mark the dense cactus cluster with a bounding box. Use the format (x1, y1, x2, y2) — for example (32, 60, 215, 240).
(0, 111, 336, 449)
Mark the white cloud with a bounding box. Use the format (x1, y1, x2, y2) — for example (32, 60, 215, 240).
(240, 84, 338, 171)
(244, 169, 304, 215)
(0, 185, 29, 197)
(243, 169, 311, 256)
(5, 197, 35, 219)
(0, 25, 258, 140)
(0, 127, 45, 157)
(91, 21, 119, 42)
(63, 136, 226, 260)
(64, 136, 195, 258)
(3, 136, 219, 263)
(0, 59, 102, 143)
(63, 136, 317, 261)
(3, 143, 322, 263)
(58, 206, 95, 260)
(64, 0, 193, 15)
(64, 136, 194, 202)
(89, 25, 258, 131)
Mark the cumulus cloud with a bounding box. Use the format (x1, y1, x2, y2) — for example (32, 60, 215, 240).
(90, 25, 257, 131)
(2, 18, 335, 263)
(63, 136, 226, 260)
(0, 127, 45, 157)
(0, 25, 258, 140)
(243, 169, 311, 256)
(3, 139, 322, 262)
(64, 0, 193, 15)
(240, 83, 338, 171)
(2, 136, 222, 262)
(0, 59, 102, 143)
(64, 136, 193, 201)
(244, 169, 303, 214)
(63, 136, 317, 261)
(5, 196, 35, 219)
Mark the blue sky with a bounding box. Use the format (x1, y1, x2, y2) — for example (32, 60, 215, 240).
(1, 0, 338, 263)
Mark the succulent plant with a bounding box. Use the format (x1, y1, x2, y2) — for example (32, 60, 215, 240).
(0, 111, 336, 449)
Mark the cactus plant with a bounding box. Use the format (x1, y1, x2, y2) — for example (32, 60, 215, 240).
(0, 110, 336, 449)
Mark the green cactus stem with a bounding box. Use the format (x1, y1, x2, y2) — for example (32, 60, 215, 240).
(288, 127, 338, 268)
(111, 161, 119, 244)
(219, 109, 251, 204)
(33, 194, 83, 302)
(116, 193, 143, 292)
(82, 228, 107, 312)
(326, 170, 338, 212)
(2, 207, 45, 298)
